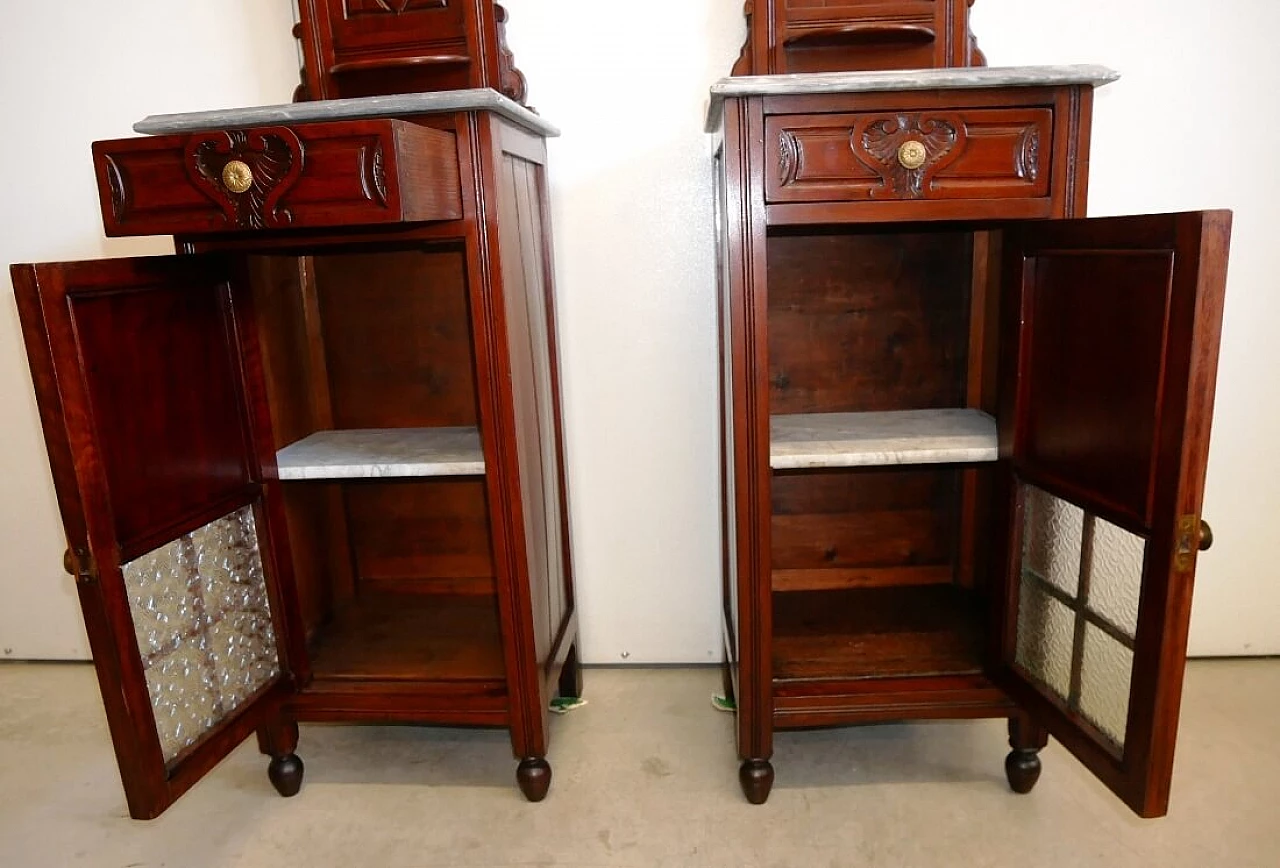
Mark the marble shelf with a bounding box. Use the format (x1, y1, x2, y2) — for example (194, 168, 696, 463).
(706, 63, 1120, 131)
(770, 409, 997, 470)
(276, 428, 484, 480)
(135, 88, 559, 138)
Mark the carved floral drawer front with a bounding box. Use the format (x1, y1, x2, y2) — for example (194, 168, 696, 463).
(92, 119, 461, 237)
(765, 108, 1053, 205)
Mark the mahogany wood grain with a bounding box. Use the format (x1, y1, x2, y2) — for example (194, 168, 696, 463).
(307, 591, 506, 682)
(312, 247, 481, 429)
(767, 229, 972, 414)
(345, 480, 497, 596)
(10, 256, 298, 820)
(773, 585, 985, 681)
(297, 0, 526, 103)
(995, 211, 1233, 818)
(771, 469, 960, 593)
(734, 0, 984, 76)
(94, 120, 461, 238)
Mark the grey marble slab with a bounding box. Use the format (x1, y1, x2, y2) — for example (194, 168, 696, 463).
(276, 427, 485, 480)
(135, 88, 559, 138)
(707, 64, 1119, 131)
(771, 409, 997, 470)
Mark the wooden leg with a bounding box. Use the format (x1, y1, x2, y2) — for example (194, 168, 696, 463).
(739, 758, 774, 805)
(1005, 714, 1048, 795)
(259, 718, 304, 798)
(516, 757, 552, 802)
(557, 643, 583, 700)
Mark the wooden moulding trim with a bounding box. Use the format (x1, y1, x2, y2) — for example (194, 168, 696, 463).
(330, 54, 471, 75)
(784, 23, 937, 48)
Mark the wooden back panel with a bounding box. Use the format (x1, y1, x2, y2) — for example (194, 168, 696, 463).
(734, 0, 984, 76)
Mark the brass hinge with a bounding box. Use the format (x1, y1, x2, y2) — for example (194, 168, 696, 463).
(1173, 515, 1213, 572)
(62, 547, 99, 585)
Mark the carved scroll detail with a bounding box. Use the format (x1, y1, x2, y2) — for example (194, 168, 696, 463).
(1015, 127, 1040, 182)
(778, 130, 802, 187)
(494, 4, 528, 105)
(187, 128, 304, 230)
(103, 156, 127, 221)
(856, 114, 963, 198)
(367, 140, 389, 206)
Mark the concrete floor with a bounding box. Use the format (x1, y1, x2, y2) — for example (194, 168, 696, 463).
(0, 661, 1276, 867)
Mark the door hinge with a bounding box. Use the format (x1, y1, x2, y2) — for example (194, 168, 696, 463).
(62, 547, 99, 585)
(1173, 515, 1211, 572)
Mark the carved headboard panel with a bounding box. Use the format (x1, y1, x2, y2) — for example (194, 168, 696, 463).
(295, 0, 527, 103)
(733, 0, 985, 76)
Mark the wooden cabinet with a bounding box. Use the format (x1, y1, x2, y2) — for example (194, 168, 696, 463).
(711, 20, 1230, 817)
(12, 94, 578, 820)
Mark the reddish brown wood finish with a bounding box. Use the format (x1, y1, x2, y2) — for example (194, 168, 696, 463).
(716, 10, 1226, 815)
(14, 106, 576, 816)
(10, 256, 306, 820)
(767, 107, 1050, 204)
(734, 0, 985, 76)
(994, 211, 1232, 818)
(94, 120, 461, 237)
(296, 0, 526, 103)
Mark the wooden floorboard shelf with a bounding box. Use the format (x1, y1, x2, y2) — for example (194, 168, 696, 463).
(308, 591, 506, 683)
(276, 428, 485, 480)
(773, 585, 985, 681)
(770, 409, 997, 470)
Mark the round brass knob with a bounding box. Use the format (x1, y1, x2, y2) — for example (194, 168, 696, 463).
(897, 140, 928, 170)
(1199, 520, 1214, 552)
(222, 160, 254, 194)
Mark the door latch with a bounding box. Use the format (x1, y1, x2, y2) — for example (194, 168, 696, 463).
(1173, 516, 1213, 572)
(62, 547, 98, 585)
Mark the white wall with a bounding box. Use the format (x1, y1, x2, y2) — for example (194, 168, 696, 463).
(1, 0, 1275, 662)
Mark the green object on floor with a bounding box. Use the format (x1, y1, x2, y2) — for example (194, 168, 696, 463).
(549, 696, 588, 715)
(711, 693, 736, 713)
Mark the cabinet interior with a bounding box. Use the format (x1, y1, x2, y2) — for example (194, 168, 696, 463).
(249, 247, 506, 686)
(766, 224, 1001, 684)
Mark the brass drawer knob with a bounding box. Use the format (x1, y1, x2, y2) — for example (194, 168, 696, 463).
(222, 160, 254, 194)
(1199, 520, 1214, 552)
(897, 140, 928, 170)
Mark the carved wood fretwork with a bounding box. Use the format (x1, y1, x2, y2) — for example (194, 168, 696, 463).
(494, 3, 527, 105)
(1015, 127, 1041, 182)
(187, 128, 305, 230)
(857, 114, 964, 198)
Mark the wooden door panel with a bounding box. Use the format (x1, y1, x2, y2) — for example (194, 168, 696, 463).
(12, 255, 295, 819)
(997, 211, 1231, 817)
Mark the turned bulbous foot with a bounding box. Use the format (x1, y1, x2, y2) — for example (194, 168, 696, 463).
(268, 753, 304, 798)
(1005, 748, 1042, 794)
(516, 757, 552, 802)
(739, 758, 774, 805)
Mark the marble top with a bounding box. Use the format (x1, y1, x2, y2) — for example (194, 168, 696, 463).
(276, 428, 485, 480)
(707, 64, 1120, 131)
(135, 88, 559, 138)
(771, 409, 998, 470)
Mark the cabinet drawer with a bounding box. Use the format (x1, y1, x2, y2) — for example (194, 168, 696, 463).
(93, 119, 462, 237)
(765, 108, 1052, 205)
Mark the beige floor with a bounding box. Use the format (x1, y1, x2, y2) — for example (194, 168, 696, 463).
(0, 661, 1276, 867)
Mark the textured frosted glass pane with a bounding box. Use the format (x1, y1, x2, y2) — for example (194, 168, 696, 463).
(1022, 486, 1083, 597)
(1079, 624, 1134, 750)
(1086, 518, 1145, 638)
(1015, 577, 1075, 701)
(122, 507, 279, 762)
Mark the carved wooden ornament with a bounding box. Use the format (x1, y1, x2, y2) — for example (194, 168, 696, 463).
(186, 128, 305, 230)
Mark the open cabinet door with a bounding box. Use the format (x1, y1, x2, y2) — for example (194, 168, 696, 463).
(996, 211, 1231, 818)
(12, 255, 299, 819)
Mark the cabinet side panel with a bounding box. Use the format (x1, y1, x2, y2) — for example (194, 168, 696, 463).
(492, 138, 572, 688)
